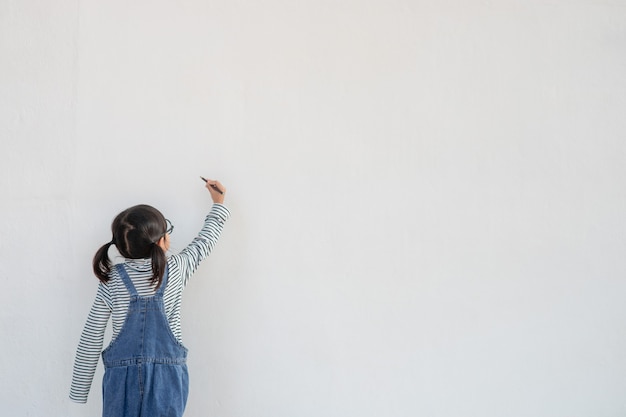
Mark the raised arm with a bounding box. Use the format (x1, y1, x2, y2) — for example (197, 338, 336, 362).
(169, 178, 230, 286)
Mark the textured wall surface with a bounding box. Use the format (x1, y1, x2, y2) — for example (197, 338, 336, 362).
(1, 1, 625, 416)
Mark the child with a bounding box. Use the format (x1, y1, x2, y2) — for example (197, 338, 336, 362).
(70, 179, 229, 417)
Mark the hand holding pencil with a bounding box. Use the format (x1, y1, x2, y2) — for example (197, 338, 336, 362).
(200, 176, 226, 204)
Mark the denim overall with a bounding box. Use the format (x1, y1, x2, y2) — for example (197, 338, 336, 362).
(102, 264, 189, 417)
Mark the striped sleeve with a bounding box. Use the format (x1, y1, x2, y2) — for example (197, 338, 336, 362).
(69, 284, 111, 403)
(170, 203, 230, 287)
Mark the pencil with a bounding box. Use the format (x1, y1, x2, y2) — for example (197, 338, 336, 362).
(200, 176, 224, 194)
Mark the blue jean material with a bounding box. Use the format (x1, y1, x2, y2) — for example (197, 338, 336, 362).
(102, 264, 189, 417)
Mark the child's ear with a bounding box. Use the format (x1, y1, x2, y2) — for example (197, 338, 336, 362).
(157, 236, 167, 251)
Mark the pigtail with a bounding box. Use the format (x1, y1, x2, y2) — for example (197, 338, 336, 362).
(150, 242, 167, 289)
(93, 240, 114, 283)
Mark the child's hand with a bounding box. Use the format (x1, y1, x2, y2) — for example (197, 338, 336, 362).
(204, 179, 226, 204)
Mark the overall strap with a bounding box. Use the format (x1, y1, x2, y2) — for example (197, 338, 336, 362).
(115, 264, 138, 297)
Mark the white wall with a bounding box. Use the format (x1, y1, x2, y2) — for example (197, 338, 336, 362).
(1, 1, 625, 416)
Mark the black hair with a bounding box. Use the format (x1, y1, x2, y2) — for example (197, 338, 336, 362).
(93, 204, 168, 289)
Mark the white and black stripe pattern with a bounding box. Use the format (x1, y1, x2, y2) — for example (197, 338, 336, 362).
(69, 204, 230, 404)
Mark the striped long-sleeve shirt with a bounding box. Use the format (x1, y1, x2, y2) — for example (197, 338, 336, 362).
(69, 204, 230, 403)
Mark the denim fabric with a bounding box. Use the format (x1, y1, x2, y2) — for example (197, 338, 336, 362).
(102, 264, 189, 417)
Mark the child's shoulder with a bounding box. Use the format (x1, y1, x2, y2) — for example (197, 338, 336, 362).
(166, 257, 185, 282)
